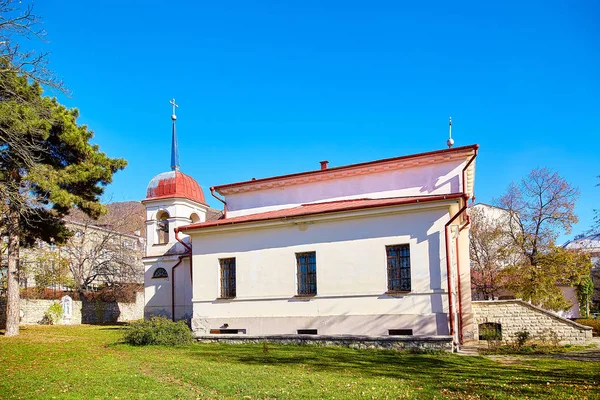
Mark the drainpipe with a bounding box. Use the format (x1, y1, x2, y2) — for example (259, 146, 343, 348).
(454, 209, 472, 344)
(170, 255, 187, 322)
(172, 228, 192, 322)
(210, 187, 227, 218)
(444, 199, 468, 346)
(454, 234, 464, 344)
(446, 147, 477, 345)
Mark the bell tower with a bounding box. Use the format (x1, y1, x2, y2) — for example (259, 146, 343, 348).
(141, 99, 207, 321)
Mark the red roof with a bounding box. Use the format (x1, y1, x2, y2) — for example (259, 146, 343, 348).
(145, 170, 206, 205)
(214, 144, 479, 195)
(178, 193, 464, 231)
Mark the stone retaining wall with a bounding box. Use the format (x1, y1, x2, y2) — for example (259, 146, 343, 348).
(195, 334, 454, 352)
(0, 292, 144, 327)
(472, 300, 592, 345)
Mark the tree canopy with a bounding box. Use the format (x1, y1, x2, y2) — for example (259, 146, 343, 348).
(471, 168, 593, 311)
(1, 66, 126, 336)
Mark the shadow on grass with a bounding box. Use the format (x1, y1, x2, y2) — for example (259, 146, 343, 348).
(185, 344, 599, 398)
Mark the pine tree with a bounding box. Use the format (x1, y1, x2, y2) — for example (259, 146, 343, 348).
(0, 67, 126, 336)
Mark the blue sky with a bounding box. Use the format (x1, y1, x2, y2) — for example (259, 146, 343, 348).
(31, 0, 599, 241)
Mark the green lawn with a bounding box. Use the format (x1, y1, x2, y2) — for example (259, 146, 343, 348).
(0, 325, 598, 399)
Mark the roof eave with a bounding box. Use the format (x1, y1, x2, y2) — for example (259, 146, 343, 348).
(179, 194, 465, 234)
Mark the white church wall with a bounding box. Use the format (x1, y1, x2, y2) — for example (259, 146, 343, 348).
(225, 160, 465, 218)
(144, 255, 192, 320)
(189, 205, 456, 336)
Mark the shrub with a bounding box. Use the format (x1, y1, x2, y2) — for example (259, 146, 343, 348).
(575, 319, 600, 336)
(123, 316, 193, 346)
(514, 330, 530, 349)
(41, 302, 63, 325)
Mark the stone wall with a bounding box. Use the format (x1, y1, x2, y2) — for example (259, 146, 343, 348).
(472, 300, 592, 345)
(0, 292, 144, 327)
(195, 334, 454, 352)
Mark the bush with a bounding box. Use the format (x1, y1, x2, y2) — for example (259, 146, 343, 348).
(515, 330, 530, 349)
(575, 319, 600, 336)
(41, 302, 63, 325)
(123, 316, 193, 346)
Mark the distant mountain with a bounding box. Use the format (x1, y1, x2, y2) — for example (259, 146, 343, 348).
(66, 201, 146, 237)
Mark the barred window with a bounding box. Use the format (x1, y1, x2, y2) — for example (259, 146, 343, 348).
(386, 244, 411, 292)
(220, 258, 236, 298)
(296, 252, 317, 296)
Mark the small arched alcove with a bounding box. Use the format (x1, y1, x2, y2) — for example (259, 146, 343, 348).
(190, 213, 200, 224)
(152, 267, 169, 279)
(156, 210, 170, 244)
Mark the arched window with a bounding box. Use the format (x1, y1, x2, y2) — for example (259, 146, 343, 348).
(190, 213, 200, 224)
(152, 267, 168, 279)
(156, 211, 170, 244)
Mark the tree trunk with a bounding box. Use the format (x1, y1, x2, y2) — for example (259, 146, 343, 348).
(5, 202, 21, 336)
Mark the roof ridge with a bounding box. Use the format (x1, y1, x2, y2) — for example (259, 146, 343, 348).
(300, 194, 463, 207)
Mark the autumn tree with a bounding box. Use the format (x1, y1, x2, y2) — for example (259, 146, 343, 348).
(495, 168, 592, 310)
(0, 68, 126, 336)
(27, 248, 73, 295)
(469, 205, 522, 300)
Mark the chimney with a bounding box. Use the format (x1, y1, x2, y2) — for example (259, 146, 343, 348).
(320, 160, 329, 170)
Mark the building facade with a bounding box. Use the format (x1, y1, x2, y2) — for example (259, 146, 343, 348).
(143, 112, 478, 344)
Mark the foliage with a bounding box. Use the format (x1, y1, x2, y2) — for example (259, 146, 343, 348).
(123, 316, 194, 346)
(500, 246, 593, 311)
(25, 249, 74, 294)
(514, 330, 530, 349)
(1, 325, 599, 399)
(480, 343, 591, 355)
(478, 323, 502, 350)
(41, 302, 63, 325)
(60, 220, 143, 292)
(576, 276, 594, 318)
(79, 283, 143, 303)
(497, 168, 579, 263)
(0, 66, 126, 336)
(469, 206, 520, 299)
(575, 319, 600, 336)
(19, 284, 143, 302)
(492, 168, 585, 311)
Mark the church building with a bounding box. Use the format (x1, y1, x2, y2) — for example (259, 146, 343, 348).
(143, 102, 478, 345)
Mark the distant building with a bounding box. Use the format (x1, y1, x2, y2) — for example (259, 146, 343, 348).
(8, 203, 146, 293)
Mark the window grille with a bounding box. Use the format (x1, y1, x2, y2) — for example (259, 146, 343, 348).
(220, 258, 236, 298)
(296, 252, 317, 295)
(386, 244, 411, 292)
(297, 329, 318, 335)
(152, 267, 168, 279)
(389, 329, 413, 336)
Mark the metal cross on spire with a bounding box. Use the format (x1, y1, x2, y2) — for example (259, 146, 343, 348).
(170, 98, 179, 120)
(170, 98, 180, 171)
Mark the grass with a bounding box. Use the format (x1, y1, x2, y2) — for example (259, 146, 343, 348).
(0, 325, 598, 399)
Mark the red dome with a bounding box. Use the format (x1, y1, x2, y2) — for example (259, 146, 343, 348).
(145, 170, 206, 204)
